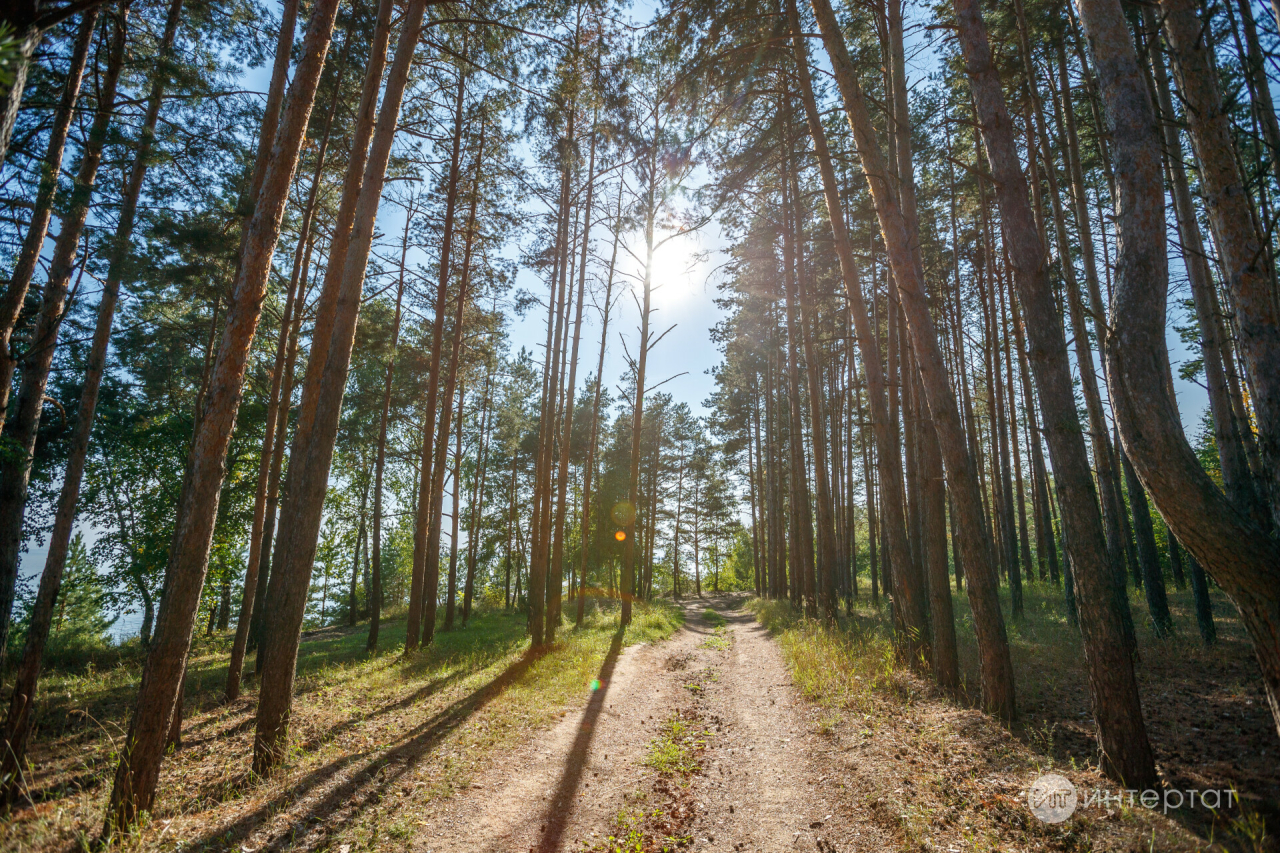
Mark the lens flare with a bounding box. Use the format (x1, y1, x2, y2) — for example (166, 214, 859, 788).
(611, 501, 636, 526)
(615, 530, 626, 542)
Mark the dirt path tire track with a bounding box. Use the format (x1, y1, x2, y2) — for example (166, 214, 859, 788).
(414, 597, 888, 853)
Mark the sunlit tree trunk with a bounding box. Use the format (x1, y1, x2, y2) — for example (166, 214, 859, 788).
(251, 0, 423, 775)
(226, 55, 343, 699)
(103, 0, 342, 825)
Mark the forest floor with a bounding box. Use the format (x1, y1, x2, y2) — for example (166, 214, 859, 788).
(0, 587, 1276, 853)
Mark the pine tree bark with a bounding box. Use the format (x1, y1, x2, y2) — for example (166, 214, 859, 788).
(1157, 0, 1280, 527)
(367, 203, 412, 650)
(785, 0, 925, 658)
(250, 244, 309, 667)
(444, 377, 466, 630)
(1145, 6, 1267, 528)
(1075, 0, 1280, 743)
(621, 110, 661, 628)
(0, 0, 175, 790)
(779, 158, 817, 618)
(407, 68, 469, 651)
(547, 114, 597, 643)
(577, 191, 621, 625)
(0, 7, 97, 438)
(422, 128, 485, 649)
(226, 63, 341, 700)
(252, 0, 422, 777)
(103, 0, 342, 826)
(787, 146, 839, 622)
(0, 3, 128, 667)
(462, 356, 493, 625)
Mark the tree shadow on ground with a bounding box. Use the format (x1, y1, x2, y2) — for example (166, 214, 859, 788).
(185, 646, 547, 853)
(535, 629, 625, 853)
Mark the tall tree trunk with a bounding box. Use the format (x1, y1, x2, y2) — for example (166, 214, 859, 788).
(786, 141, 839, 622)
(1120, 445, 1171, 635)
(251, 239, 310, 667)
(444, 378, 466, 630)
(807, 0, 1015, 719)
(103, 0, 342, 827)
(367, 202, 412, 650)
(1158, 0, 1280, 527)
(0, 3, 128, 666)
(462, 355, 493, 626)
(254, 0, 425, 779)
(1034, 43, 1136, 638)
(921, 411, 959, 691)
(407, 68, 469, 651)
(1145, 7, 1267, 528)
(547, 112, 597, 643)
(951, 0, 1155, 780)
(422, 125, 486, 649)
(226, 54, 342, 699)
(578, 192, 621, 624)
(786, 0, 926, 660)
(779, 159, 817, 618)
(0, 0, 176, 797)
(348, 466, 370, 626)
(1001, 270, 1033, 596)
(621, 111, 661, 629)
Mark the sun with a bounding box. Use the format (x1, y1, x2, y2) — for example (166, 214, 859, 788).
(644, 232, 706, 310)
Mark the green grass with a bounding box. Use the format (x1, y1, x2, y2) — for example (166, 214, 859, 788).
(644, 715, 707, 777)
(700, 626, 731, 651)
(701, 608, 726, 628)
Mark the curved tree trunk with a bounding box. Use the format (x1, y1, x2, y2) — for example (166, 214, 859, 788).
(1158, 0, 1280, 528)
(1076, 0, 1280, 750)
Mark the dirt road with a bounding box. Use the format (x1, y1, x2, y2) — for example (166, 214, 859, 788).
(414, 596, 890, 853)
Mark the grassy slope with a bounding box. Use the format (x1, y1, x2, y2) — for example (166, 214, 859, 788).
(2, 603, 682, 853)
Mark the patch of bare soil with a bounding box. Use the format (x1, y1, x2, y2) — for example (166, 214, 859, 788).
(411, 613, 701, 852)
